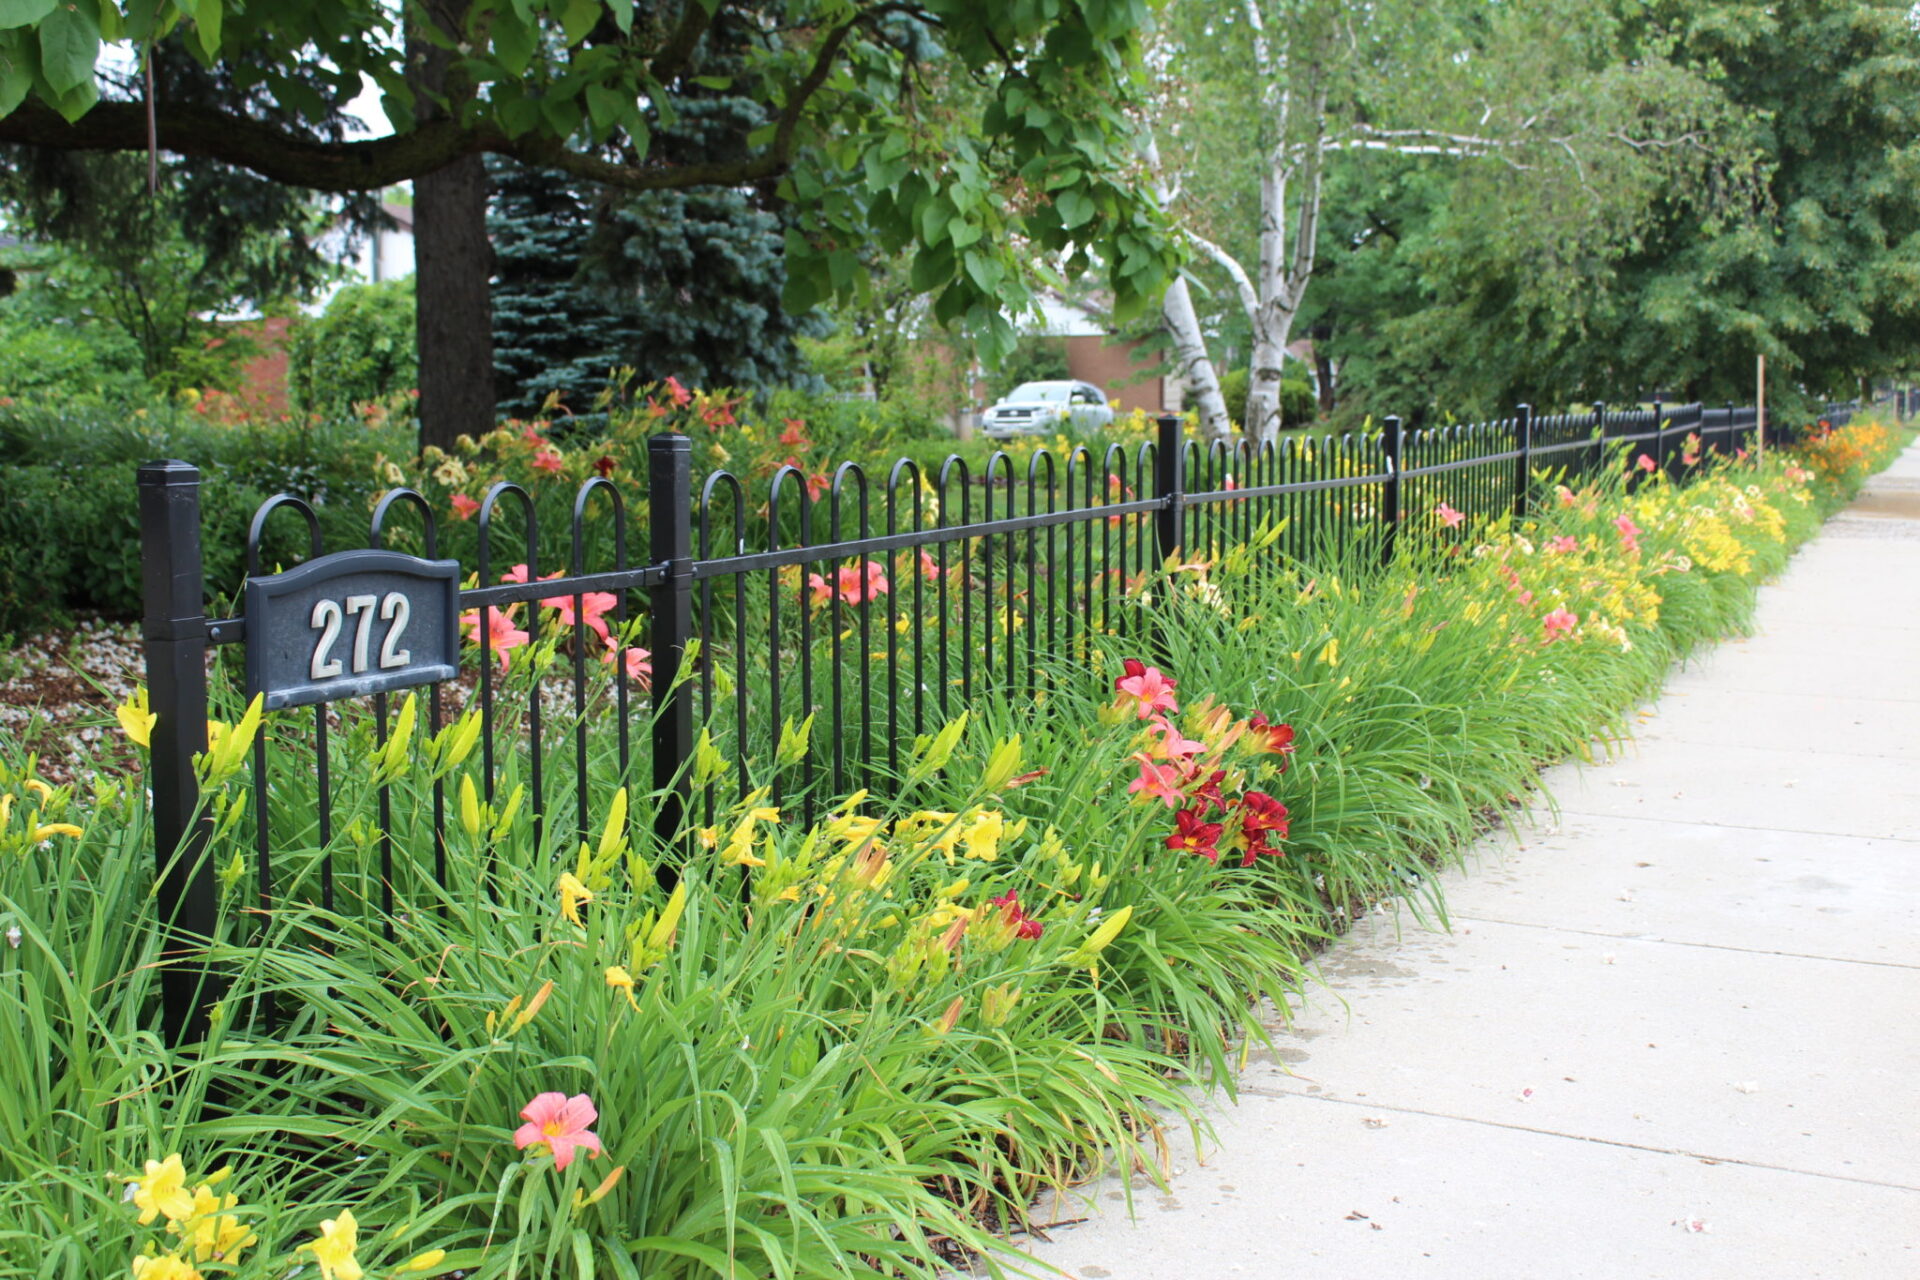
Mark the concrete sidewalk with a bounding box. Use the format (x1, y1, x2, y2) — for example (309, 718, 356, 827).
(1024, 446, 1920, 1280)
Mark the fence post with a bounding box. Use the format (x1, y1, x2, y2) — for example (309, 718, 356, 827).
(1512, 403, 1533, 520)
(1725, 401, 1735, 455)
(1152, 413, 1185, 566)
(646, 434, 695, 892)
(1590, 401, 1605, 477)
(1650, 395, 1665, 483)
(1380, 414, 1403, 563)
(138, 460, 219, 1044)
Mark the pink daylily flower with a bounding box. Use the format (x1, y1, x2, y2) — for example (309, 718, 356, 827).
(513, 1092, 603, 1171)
(600, 632, 653, 686)
(1545, 535, 1579, 554)
(1542, 608, 1578, 641)
(1613, 515, 1641, 554)
(1636, 454, 1656, 473)
(1435, 502, 1465, 529)
(1114, 660, 1179, 719)
(1127, 756, 1188, 808)
(544, 589, 618, 643)
(1145, 716, 1206, 760)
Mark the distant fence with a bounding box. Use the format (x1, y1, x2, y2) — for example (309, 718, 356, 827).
(137, 392, 1883, 1038)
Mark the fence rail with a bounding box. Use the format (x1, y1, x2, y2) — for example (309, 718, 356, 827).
(138, 392, 1886, 1039)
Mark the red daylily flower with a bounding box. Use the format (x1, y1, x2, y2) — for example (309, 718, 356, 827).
(1236, 791, 1290, 866)
(663, 376, 692, 407)
(593, 455, 617, 478)
(1166, 807, 1224, 862)
(989, 890, 1044, 940)
(779, 419, 810, 447)
(1244, 713, 1295, 759)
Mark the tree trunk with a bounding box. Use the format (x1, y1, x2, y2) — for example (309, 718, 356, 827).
(1140, 129, 1232, 442)
(1245, 299, 1300, 445)
(409, 0, 494, 454)
(414, 155, 495, 452)
(1162, 273, 1234, 441)
(1313, 336, 1337, 415)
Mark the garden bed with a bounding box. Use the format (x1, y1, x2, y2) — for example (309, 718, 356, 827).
(0, 416, 1906, 1280)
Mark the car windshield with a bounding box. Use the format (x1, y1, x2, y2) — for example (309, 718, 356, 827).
(1003, 382, 1073, 403)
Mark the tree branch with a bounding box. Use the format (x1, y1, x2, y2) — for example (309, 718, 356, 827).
(649, 0, 720, 87)
(1184, 228, 1259, 322)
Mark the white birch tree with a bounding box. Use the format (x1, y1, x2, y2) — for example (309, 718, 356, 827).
(1151, 0, 1745, 444)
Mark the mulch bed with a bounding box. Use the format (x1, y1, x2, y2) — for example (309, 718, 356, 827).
(0, 616, 147, 787)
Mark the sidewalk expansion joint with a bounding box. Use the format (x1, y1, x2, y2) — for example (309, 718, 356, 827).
(1231, 1089, 1920, 1194)
(1448, 914, 1920, 971)
(1545, 806, 1920, 845)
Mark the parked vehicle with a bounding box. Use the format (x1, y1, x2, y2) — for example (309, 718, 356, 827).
(980, 380, 1114, 439)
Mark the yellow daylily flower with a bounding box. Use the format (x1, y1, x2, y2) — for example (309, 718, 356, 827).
(605, 965, 638, 1009)
(31, 822, 83, 843)
(558, 873, 593, 925)
(304, 1208, 364, 1280)
(116, 688, 157, 749)
(130, 1256, 202, 1280)
(131, 1154, 194, 1225)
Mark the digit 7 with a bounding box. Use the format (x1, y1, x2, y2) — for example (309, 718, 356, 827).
(344, 594, 379, 674)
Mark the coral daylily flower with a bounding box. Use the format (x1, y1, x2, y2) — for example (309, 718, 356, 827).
(459, 607, 531, 670)
(1114, 662, 1179, 719)
(662, 376, 693, 406)
(1435, 502, 1465, 528)
(1545, 535, 1579, 553)
(450, 493, 481, 520)
(1613, 515, 1641, 553)
(1542, 608, 1579, 641)
(919, 549, 941, 582)
(514, 1091, 605, 1171)
(1636, 453, 1657, 473)
(532, 450, 565, 474)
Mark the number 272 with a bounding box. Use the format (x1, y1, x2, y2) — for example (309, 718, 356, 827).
(310, 593, 412, 680)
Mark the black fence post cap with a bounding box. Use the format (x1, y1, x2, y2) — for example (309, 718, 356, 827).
(139, 460, 202, 484)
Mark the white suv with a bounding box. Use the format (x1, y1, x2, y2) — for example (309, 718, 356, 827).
(981, 380, 1115, 439)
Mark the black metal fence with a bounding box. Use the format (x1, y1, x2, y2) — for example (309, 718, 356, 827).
(137, 394, 1878, 1039)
